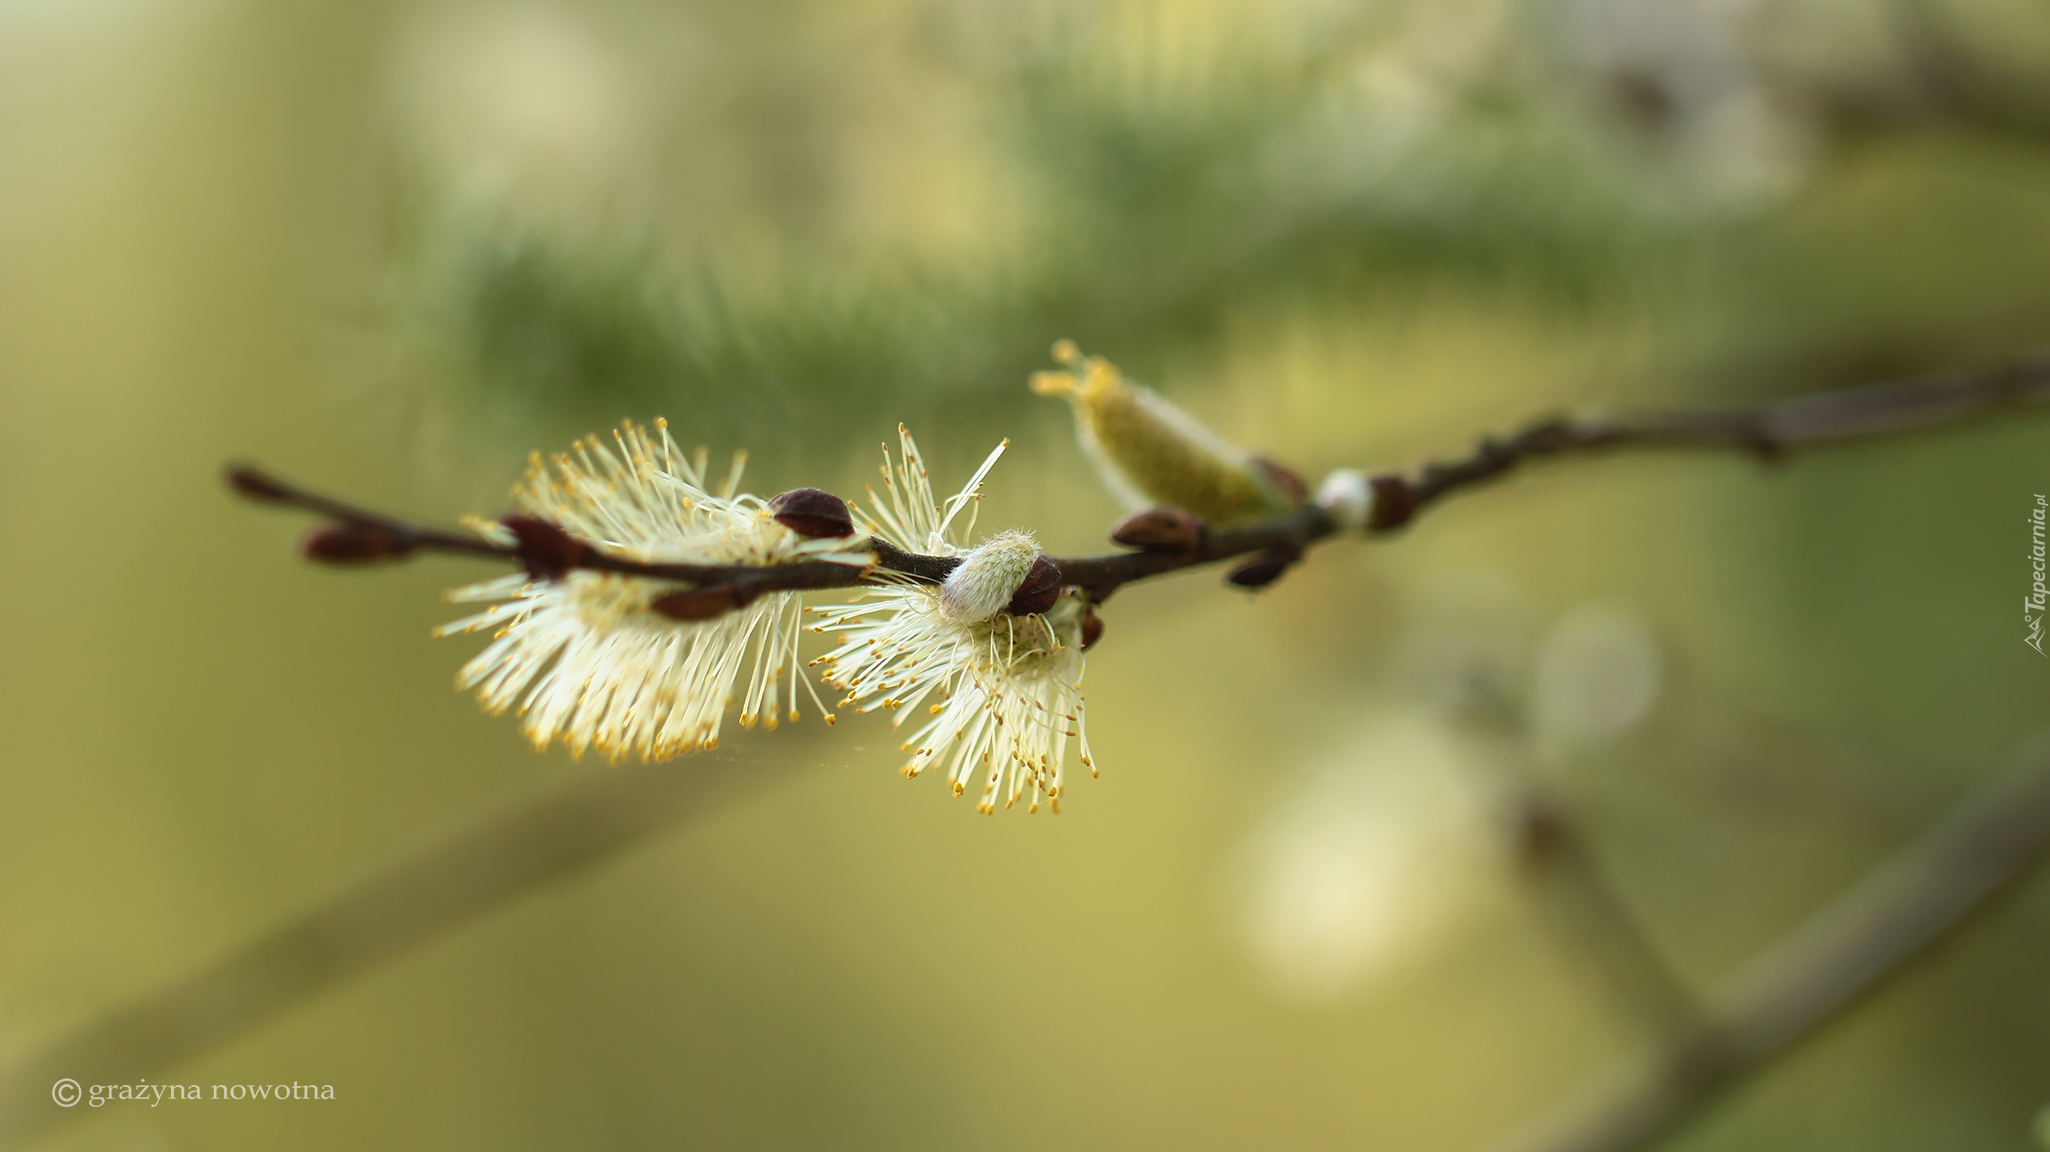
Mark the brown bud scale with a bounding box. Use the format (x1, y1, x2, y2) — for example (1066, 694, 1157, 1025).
(303, 524, 415, 565)
(769, 488, 855, 539)
(1110, 507, 1205, 553)
(500, 516, 591, 580)
(1226, 545, 1301, 589)
(1006, 554, 1063, 616)
(1250, 457, 1308, 506)
(224, 465, 291, 503)
(1366, 475, 1417, 531)
(1080, 606, 1105, 650)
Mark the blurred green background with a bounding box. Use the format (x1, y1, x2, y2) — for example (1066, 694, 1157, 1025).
(3, 0, 2050, 1148)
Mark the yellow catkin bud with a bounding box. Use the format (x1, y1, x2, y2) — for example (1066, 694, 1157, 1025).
(1031, 343, 1286, 523)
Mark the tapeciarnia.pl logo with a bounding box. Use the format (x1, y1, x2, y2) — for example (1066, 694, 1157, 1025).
(2028, 494, 2047, 656)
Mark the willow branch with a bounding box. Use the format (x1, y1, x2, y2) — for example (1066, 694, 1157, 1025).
(223, 464, 1336, 604)
(1365, 349, 2050, 529)
(1510, 793, 1703, 1042)
(0, 752, 803, 1146)
(1488, 733, 2050, 1152)
(232, 351, 2050, 601)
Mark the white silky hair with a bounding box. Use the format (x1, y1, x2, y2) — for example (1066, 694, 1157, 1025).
(938, 531, 1041, 623)
(1317, 468, 1374, 532)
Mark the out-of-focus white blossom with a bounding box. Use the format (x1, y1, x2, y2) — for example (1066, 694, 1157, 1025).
(1237, 711, 1497, 1001)
(1530, 601, 1661, 752)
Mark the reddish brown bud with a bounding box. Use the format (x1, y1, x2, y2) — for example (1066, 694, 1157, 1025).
(1251, 456, 1308, 506)
(1110, 507, 1205, 553)
(224, 464, 291, 503)
(303, 523, 415, 565)
(1080, 605, 1105, 650)
(1365, 474, 1417, 531)
(1006, 554, 1063, 616)
(769, 488, 855, 539)
(650, 584, 742, 621)
(1226, 545, 1301, 589)
(500, 516, 590, 580)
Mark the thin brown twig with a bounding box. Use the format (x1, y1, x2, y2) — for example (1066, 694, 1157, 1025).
(1382, 349, 2050, 527)
(230, 349, 2050, 601)
(224, 463, 1337, 604)
(1488, 733, 2050, 1152)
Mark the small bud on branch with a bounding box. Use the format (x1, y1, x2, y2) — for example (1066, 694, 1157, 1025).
(1366, 474, 1418, 531)
(225, 464, 295, 504)
(1007, 554, 1064, 616)
(303, 524, 415, 565)
(1225, 546, 1302, 589)
(1110, 507, 1206, 553)
(499, 516, 591, 581)
(1080, 605, 1105, 650)
(768, 488, 856, 539)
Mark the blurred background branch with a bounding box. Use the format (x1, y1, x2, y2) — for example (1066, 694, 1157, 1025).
(1492, 731, 2050, 1152)
(0, 753, 805, 1146)
(1510, 791, 1702, 1043)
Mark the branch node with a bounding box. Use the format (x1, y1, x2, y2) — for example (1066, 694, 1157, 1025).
(500, 516, 591, 581)
(1365, 475, 1418, 531)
